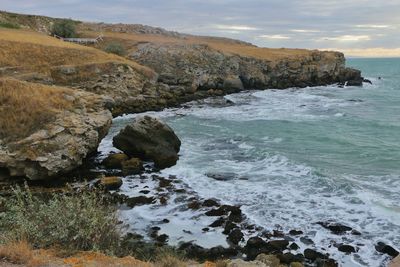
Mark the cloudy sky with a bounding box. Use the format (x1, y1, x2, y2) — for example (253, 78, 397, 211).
(2, 0, 400, 56)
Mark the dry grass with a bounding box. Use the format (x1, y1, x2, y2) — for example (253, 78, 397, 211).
(83, 30, 324, 62)
(0, 240, 33, 264)
(0, 28, 152, 77)
(0, 78, 72, 141)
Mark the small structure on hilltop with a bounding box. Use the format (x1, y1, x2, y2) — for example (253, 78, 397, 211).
(53, 34, 103, 44)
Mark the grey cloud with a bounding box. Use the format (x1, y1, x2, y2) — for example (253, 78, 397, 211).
(1, 0, 399, 53)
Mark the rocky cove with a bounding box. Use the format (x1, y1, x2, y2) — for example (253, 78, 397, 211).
(0, 10, 396, 267)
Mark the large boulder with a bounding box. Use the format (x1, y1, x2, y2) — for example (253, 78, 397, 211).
(113, 116, 181, 169)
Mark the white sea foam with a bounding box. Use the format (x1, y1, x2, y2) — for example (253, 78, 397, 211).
(99, 82, 399, 266)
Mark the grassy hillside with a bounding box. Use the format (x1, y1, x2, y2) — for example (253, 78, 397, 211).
(0, 28, 153, 76)
(0, 78, 73, 141)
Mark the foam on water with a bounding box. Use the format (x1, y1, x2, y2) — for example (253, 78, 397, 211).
(99, 59, 400, 266)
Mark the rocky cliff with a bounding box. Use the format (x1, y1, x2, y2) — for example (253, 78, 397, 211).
(0, 11, 364, 180)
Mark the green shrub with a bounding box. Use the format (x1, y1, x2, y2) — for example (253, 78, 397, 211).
(0, 185, 121, 254)
(104, 42, 127, 56)
(0, 22, 21, 29)
(51, 19, 76, 38)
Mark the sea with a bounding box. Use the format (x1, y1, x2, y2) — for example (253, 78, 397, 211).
(98, 58, 400, 266)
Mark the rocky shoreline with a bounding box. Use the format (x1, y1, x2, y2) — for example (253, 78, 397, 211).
(0, 10, 390, 266)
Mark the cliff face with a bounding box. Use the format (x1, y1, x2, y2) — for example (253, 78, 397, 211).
(132, 43, 347, 91)
(0, 11, 364, 180)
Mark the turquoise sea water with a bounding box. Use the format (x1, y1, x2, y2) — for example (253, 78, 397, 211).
(100, 58, 400, 266)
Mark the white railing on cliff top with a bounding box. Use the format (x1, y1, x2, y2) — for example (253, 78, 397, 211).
(53, 34, 103, 44)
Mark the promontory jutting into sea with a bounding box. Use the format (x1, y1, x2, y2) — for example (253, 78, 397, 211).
(0, 1, 399, 266)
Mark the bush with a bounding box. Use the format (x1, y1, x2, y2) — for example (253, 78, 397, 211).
(0, 185, 121, 254)
(51, 19, 76, 38)
(0, 22, 20, 29)
(104, 42, 126, 56)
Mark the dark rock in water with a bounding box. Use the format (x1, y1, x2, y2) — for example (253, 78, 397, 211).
(205, 204, 241, 217)
(266, 240, 289, 252)
(179, 242, 237, 261)
(338, 244, 356, 253)
(203, 198, 219, 207)
(223, 221, 238, 235)
(209, 217, 225, 228)
(289, 229, 303, 236)
(227, 228, 244, 245)
(346, 79, 363, 86)
(339, 68, 363, 87)
(121, 158, 143, 175)
(126, 196, 156, 208)
(99, 176, 123, 190)
(317, 221, 353, 234)
(158, 177, 173, 188)
(206, 172, 237, 181)
(289, 242, 300, 250)
(278, 252, 304, 264)
(244, 236, 269, 260)
(188, 200, 202, 210)
(375, 242, 399, 258)
(156, 234, 169, 243)
(139, 190, 150, 194)
(162, 218, 170, 223)
(315, 258, 338, 267)
(351, 229, 362, 235)
(113, 115, 181, 169)
(102, 153, 129, 169)
(304, 248, 328, 261)
(300, 236, 315, 245)
(363, 78, 372, 84)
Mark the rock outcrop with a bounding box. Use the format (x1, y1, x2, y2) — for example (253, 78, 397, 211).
(0, 84, 112, 180)
(113, 116, 181, 169)
(132, 43, 361, 93)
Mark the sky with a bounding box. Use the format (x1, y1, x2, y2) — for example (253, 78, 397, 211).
(2, 0, 400, 57)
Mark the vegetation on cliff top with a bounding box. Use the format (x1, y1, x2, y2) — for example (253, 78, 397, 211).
(0, 78, 72, 142)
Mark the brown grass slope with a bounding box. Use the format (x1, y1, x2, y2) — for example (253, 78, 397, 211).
(0, 28, 153, 77)
(0, 78, 72, 142)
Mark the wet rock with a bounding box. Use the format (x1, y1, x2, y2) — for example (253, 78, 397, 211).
(278, 252, 304, 264)
(162, 218, 169, 223)
(210, 217, 226, 227)
(188, 200, 202, 210)
(179, 242, 237, 261)
(227, 228, 244, 245)
(315, 258, 338, 267)
(102, 153, 129, 169)
(304, 248, 328, 261)
(126, 196, 156, 208)
(223, 221, 238, 235)
(300, 236, 314, 245)
(337, 244, 356, 253)
(375, 242, 399, 258)
(266, 240, 289, 252)
(113, 115, 181, 169)
(139, 190, 150, 194)
(317, 221, 353, 234)
(158, 177, 173, 188)
(156, 234, 169, 243)
(121, 158, 143, 175)
(289, 230, 303, 236)
(289, 242, 300, 250)
(244, 237, 269, 260)
(99, 176, 123, 190)
(159, 196, 167, 205)
(203, 198, 219, 207)
(202, 227, 210, 232)
(206, 172, 237, 181)
(363, 78, 372, 84)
